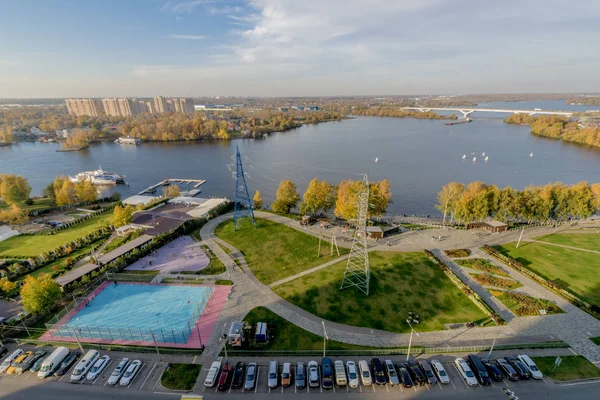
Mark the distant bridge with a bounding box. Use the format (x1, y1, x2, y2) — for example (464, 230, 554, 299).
(402, 107, 574, 118)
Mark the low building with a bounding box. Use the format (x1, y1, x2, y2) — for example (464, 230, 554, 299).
(467, 219, 508, 233)
(366, 226, 384, 239)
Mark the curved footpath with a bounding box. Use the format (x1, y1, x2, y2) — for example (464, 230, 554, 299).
(197, 212, 600, 366)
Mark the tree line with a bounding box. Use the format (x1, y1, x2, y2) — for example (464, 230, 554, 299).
(351, 107, 456, 120)
(436, 181, 600, 224)
(505, 114, 600, 149)
(263, 178, 392, 220)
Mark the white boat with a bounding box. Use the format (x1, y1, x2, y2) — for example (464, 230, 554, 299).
(485, 156, 489, 161)
(482, 152, 486, 156)
(472, 157, 477, 162)
(529, 152, 534, 157)
(462, 154, 466, 159)
(375, 157, 379, 163)
(70, 166, 125, 185)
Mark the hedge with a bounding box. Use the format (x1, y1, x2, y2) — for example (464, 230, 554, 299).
(28, 196, 117, 217)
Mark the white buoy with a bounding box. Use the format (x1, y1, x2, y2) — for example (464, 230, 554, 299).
(482, 152, 486, 156)
(485, 156, 489, 162)
(462, 154, 467, 159)
(529, 152, 534, 157)
(375, 157, 379, 163)
(472, 157, 477, 162)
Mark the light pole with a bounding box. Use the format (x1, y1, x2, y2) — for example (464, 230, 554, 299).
(405, 312, 420, 362)
(220, 323, 229, 360)
(149, 330, 161, 362)
(69, 326, 85, 354)
(322, 321, 329, 358)
(488, 328, 510, 359)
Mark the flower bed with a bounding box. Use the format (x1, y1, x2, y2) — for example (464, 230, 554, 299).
(470, 273, 522, 290)
(455, 258, 509, 276)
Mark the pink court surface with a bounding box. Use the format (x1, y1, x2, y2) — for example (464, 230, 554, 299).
(40, 281, 231, 349)
(125, 236, 210, 273)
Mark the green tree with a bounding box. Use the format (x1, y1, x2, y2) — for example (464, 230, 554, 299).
(113, 204, 134, 227)
(300, 178, 335, 215)
(568, 181, 595, 219)
(435, 182, 464, 225)
(0, 174, 32, 205)
(272, 180, 300, 214)
(253, 190, 263, 210)
(42, 182, 56, 200)
(496, 186, 521, 222)
(20, 274, 62, 315)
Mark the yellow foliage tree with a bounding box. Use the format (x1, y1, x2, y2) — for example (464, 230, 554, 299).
(162, 185, 181, 198)
(253, 190, 263, 210)
(21, 274, 62, 315)
(113, 204, 134, 227)
(301, 178, 335, 215)
(0, 278, 17, 293)
(272, 180, 300, 214)
(0, 204, 29, 224)
(0, 174, 31, 205)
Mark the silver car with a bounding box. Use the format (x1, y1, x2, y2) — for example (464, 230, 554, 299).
(268, 360, 278, 389)
(119, 360, 142, 386)
(384, 359, 400, 386)
(107, 358, 130, 386)
(244, 362, 257, 391)
(430, 359, 450, 384)
(86, 355, 111, 381)
(308, 360, 320, 388)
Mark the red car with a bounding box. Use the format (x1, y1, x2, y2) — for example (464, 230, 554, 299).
(217, 363, 233, 391)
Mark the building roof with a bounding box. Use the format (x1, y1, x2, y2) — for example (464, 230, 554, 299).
(123, 195, 160, 206)
(96, 234, 153, 265)
(186, 198, 229, 218)
(366, 226, 384, 233)
(483, 219, 508, 227)
(55, 263, 100, 287)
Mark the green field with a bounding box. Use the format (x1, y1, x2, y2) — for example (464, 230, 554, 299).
(590, 337, 600, 346)
(535, 233, 600, 252)
(0, 198, 54, 212)
(215, 218, 348, 285)
(496, 239, 600, 307)
(160, 363, 202, 390)
(242, 307, 377, 350)
(274, 251, 488, 333)
(0, 213, 113, 257)
(29, 238, 106, 278)
(489, 290, 564, 316)
(532, 356, 600, 381)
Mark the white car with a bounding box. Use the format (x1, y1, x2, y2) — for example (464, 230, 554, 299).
(346, 361, 359, 389)
(204, 361, 221, 387)
(430, 359, 450, 384)
(455, 358, 478, 387)
(308, 361, 320, 388)
(107, 358, 130, 386)
(358, 360, 372, 386)
(86, 355, 111, 381)
(517, 354, 543, 380)
(119, 360, 142, 386)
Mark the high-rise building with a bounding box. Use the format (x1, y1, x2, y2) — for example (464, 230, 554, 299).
(102, 98, 121, 117)
(65, 98, 103, 117)
(154, 96, 167, 113)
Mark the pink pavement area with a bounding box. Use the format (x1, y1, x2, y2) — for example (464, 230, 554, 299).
(40, 282, 231, 349)
(125, 236, 210, 273)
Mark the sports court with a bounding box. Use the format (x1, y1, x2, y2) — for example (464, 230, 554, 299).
(125, 236, 210, 273)
(41, 281, 231, 348)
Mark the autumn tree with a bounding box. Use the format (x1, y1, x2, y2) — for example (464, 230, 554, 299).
(75, 179, 98, 202)
(496, 186, 521, 222)
(163, 185, 181, 198)
(0, 204, 29, 224)
(253, 190, 263, 210)
(272, 180, 300, 214)
(300, 178, 335, 216)
(0, 278, 17, 293)
(0, 174, 32, 205)
(369, 179, 393, 218)
(62, 128, 90, 150)
(592, 183, 600, 209)
(53, 176, 77, 206)
(0, 125, 14, 143)
(435, 182, 465, 225)
(113, 204, 134, 227)
(21, 274, 62, 315)
(334, 180, 362, 220)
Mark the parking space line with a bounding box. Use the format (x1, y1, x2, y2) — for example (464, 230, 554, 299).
(152, 366, 164, 392)
(504, 379, 510, 387)
(542, 378, 549, 384)
(426, 383, 430, 391)
(93, 360, 112, 386)
(453, 364, 470, 389)
(359, 385, 362, 393)
(450, 377, 457, 390)
(332, 384, 335, 393)
(385, 384, 389, 392)
(255, 367, 259, 394)
(129, 363, 145, 389)
(490, 381, 495, 388)
(372, 384, 375, 393)
(139, 362, 157, 390)
(399, 384, 403, 393)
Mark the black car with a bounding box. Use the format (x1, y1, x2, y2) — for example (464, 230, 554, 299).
(395, 363, 413, 388)
(505, 355, 531, 380)
(371, 358, 387, 386)
(417, 359, 437, 385)
(54, 351, 80, 376)
(17, 350, 47, 374)
(0, 347, 8, 358)
(467, 355, 491, 386)
(231, 361, 246, 389)
(481, 359, 503, 382)
(406, 362, 426, 386)
(496, 359, 519, 381)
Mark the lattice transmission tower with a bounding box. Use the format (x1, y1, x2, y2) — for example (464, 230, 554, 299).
(233, 145, 256, 231)
(340, 174, 370, 295)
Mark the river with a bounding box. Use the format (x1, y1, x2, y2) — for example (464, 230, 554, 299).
(1, 101, 600, 215)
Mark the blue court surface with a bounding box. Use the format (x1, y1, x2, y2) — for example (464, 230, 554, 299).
(56, 283, 214, 344)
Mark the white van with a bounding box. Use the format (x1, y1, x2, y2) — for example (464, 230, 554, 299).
(70, 350, 99, 382)
(37, 347, 69, 378)
(517, 354, 543, 380)
(334, 360, 347, 387)
(0, 349, 24, 374)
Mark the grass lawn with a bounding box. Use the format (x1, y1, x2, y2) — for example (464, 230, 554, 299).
(455, 259, 509, 276)
(242, 307, 377, 350)
(274, 251, 488, 333)
(160, 363, 202, 390)
(0, 198, 54, 212)
(535, 233, 600, 252)
(29, 238, 106, 278)
(0, 213, 113, 257)
(194, 245, 226, 275)
(444, 249, 471, 258)
(470, 273, 522, 290)
(590, 337, 600, 346)
(215, 218, 348, 285)
(489, 290, 564, 316)
(496, 241, 600, 307)
(531, 356, 600, 381)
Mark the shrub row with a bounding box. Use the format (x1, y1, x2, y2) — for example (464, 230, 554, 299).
(424, 250, 505, 325)
(29, 196, 117, 217)
(455, 258, 509, 276)
(481, 245, 600, 319)
(30, 202, 119, 236)
(489, 290, 563, 316)
(471, 273, 521, 290)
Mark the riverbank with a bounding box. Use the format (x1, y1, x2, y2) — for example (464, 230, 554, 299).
(55, 145, 89, 152)
(351, 108, 457, 120)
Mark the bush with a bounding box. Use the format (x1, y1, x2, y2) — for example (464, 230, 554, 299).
(471, 273, 521, 290)
(455, 258, 509, 276)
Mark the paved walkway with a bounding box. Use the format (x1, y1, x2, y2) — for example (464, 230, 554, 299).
(268, 254, 349, 288)
(522, 238, 600, 254)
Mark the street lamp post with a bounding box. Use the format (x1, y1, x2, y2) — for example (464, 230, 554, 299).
(322, 321, 329, 358)
(405, 312, 421, 362)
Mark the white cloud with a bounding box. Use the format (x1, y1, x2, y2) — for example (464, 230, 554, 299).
(169, 34, 206, 40)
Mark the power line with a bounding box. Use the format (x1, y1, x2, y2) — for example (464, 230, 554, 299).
(233, 145, 256, 231)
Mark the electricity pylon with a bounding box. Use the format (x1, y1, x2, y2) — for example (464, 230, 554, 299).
(340, 174, 370, 295)
(233, 145, 256, 231)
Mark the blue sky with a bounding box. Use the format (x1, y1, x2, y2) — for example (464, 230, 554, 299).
(1, 0, 599, 98)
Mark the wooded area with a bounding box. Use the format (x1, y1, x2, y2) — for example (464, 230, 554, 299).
(505, 114, 600, 148)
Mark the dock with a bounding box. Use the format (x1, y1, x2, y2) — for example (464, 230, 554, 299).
(138, 178, 207, 195)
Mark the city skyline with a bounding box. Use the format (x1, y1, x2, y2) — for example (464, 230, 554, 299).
(1, 0, 600, 98)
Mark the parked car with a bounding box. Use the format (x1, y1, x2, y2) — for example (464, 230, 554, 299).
(321, 357, 333, 389)
(218, 363, 234, 391)
(107, 358, 130, 386)
(382, 359, 399, 386)
(346, 361, 359, 389)
(505, 355, 531, 380)
(481, 358, 503, 382)
(7, 351, 32, 374)
(17, 350, 45, 374)
(396, 363, 413, 388)
(406, 361, 426, 386)
(231, 361, 246, 389)
(268, 361, 278, 389)
(517, 354, 543, 380)
(334, 360, 347, 387)
(30, 355, 47, 373)
(308, 361, 320, 388)
(87, 355, 111, 381)
(70, 350, 99, 382)
(418, 359, 437, 385)
(204, 361, 221, 387)
(371, 358, 387, 386)
(54, 351, 81, 376)
(295, 362, 306, 390)
(281, 362, 292, 388)
(358, 360, 372, 386)
(244, 362, 257, 391)
(38, 347, 69, 378)
(496, 359, 519, 381)
(0, 349, 24, 374)
(430, 359, 450, 385)
(0, 347, 8, 358)
(119, 360, 142, 386)
(454, 358, 478, 387)
(467, 355, 491, 385)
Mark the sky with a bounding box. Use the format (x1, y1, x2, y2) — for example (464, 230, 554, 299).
(1, 0, 600, 98)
